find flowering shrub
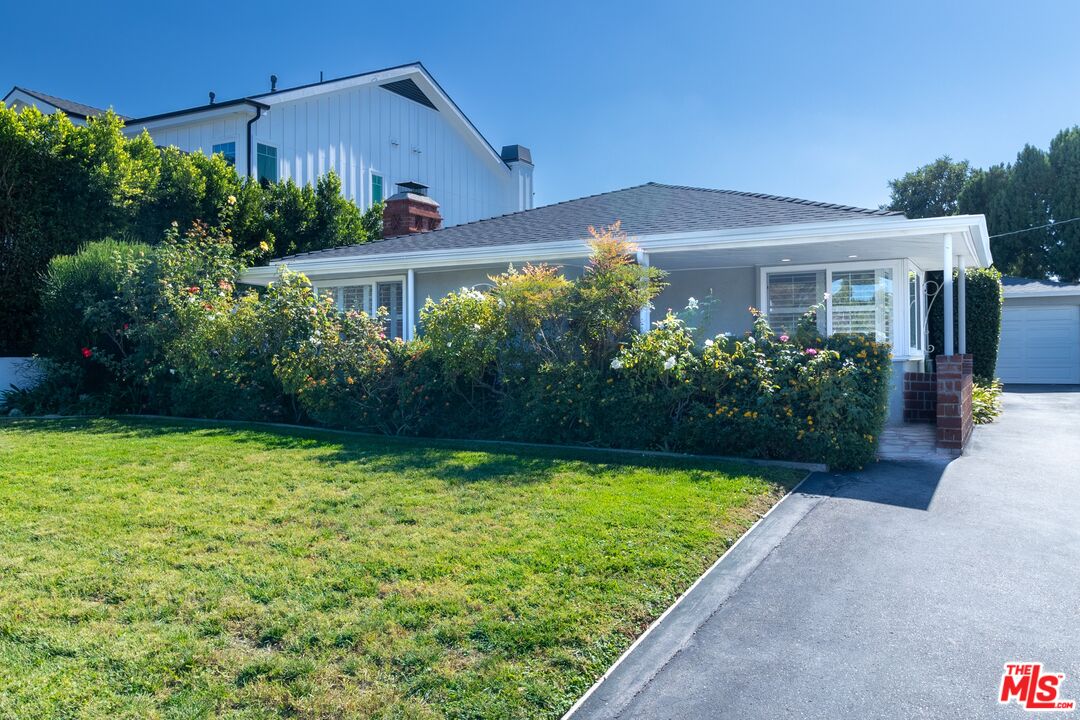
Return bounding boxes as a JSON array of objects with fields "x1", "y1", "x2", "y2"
[
  {"x1": 6, "y1": 219, "x2": 893, "y2": 469},
  {"x1": 166, "y1": 269, "x2": 316, "y2": 421},
  {"x1": 595, "y1": 306, "x2": 893, "y2": 468},
  {"x1": 275, "y1": 288, "x2": 397, "y2": 432}
]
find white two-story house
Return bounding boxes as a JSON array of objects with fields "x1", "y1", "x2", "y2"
[{"x1": 3, "y1": 62, "x2": 534, "y2": 228}]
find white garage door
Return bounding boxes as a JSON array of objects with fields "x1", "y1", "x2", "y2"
[{"x1": 997, "y1": 305, "x2": 1080, "y2": 384}]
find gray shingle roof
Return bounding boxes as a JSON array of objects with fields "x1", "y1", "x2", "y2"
[
  {"x1": 278, "y1": 182, "x2": 903, "y2": 262},
  {"x1": 11, "y1": 87, "x2": 127, "y2": 120},
  {"x1": 1003, "y1": 276, "x2": 1080, "y2": 296}
]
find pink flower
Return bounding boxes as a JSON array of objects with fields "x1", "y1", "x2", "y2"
[
  {"x1": 805, "y1": 348, "x2": 818, "y2": 356},
  {"x1": 779, "y1": 334, "x2": 790, "y2": 342},
  {"x1": 81, "y1": 347, "x2": 92, "y2": 358}
]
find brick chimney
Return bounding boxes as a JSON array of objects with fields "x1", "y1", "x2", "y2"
[{"x1": 382, "y1": 182, "x2": 442, "y2": 237}]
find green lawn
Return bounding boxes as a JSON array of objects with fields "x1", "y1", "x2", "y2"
[{"x1": 0, "y1": 418, "x2": 799, "y2": 720}]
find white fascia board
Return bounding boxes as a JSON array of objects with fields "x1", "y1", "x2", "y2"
[
  {"x1": 124, "y1": 104, "x2": 260, "y2": 135},
  {"x1": 241, "y1": 240, "x2": 594, "y2": 285},
  {"x1": 1003, "y1": 288, "x2": 1080, "y2": 299},
  {"x1": 242, "y1": 215, "x2": 992, "y2": 285},
  {"x1": 4, "y1": 88, "x2": 65, "y2": 115},
  {"x1": 255, "y1": 65, "x2": 509, "y2": 174}
]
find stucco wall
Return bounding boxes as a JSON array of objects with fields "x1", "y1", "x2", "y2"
[
  {"x1": 888, "y1": 358, "x2": 924, "y2": 426},
  {"x1": 656, "y1": 267, "x2": 758, "y2": 337}
]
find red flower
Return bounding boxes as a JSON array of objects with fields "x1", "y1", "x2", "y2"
[
  {"x1": 188, "y1": 286, "x2": 200, "y2": 294},
  {"x1": 81, "y1": 347, "x2": 92, "y2": 358}
]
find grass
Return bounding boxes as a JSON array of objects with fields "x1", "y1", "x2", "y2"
[{"x1": 0, "y1": 417, "x2": 800, "y2": 719}]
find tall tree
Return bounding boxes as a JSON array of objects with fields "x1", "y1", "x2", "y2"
[
  {"x1": 990, "y1": 145, "x2": 1053, "y2": 279},
  {"x1": 886, "y1": 156, "x2": 970, "y2": 218},
  {"x1": 1048, "y1": 127, "x2": 1080, "y2": 282}
]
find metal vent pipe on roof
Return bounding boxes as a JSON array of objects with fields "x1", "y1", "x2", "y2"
[
  {"x1": 208, "y1": 91, "x2": 215, "y2": 105},
  {"x1": 270, "y1": 75, "x2": 278, "y2": 93}
]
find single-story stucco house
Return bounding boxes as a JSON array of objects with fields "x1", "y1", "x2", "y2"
[
  {"x1": 998, "y1": 277, "x2": 1080, "y2": 385},
  {"x1": 242, "y1": 181, "x2": 992, "y2": 426}
]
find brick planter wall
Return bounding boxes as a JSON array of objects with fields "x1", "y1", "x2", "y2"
[
  {"x1": 935, "y1": 354, "x2": 974, "y2": 450},
  {"x1": 902, "y1": 371, "x2": 937, "y2": 423}
]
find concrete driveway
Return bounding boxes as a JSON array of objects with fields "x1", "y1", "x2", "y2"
[{"x1": 571, "y1": 389, "x2": 1080, "y2": 719}]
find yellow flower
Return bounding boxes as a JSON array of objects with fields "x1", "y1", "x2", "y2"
[
  {"x1": 259, "y1": 241, "x2": 270, "y2": 252},
  {"x1": 227, "y1": 194, "x2": 237, "y2": 206}
]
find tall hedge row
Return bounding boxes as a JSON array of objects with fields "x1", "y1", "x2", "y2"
[
  {"x1": 0, "y1": 103, "x2": 380, "y2": 356},
  {"x1": 4, "y1": 222, "x2": 894, "y2": 470},
  {"x1": 927, "y1": 266, "x2": 1003, "y2": 381}
]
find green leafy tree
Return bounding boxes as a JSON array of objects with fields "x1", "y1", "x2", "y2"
[
  {"x1": 991, "y1": 145, "x2": 1053, "y2": 278},
  {"x1": 1048, "y1": 127, "x2": 1080, "y2": 281},
  {"x1": 886, "y1": 156, "x2": 970, "y2": 218},
  {"x1": 0, "y1": 101, "x2": 378, "y2": 352}
]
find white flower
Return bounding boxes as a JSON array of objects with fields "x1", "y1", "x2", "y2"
[
  {"x1": 747, "y1": 336, "x2": 756, "y2": 345},
  {"x1": 473, "y1": 323, "x2": 482, "y2": 331},
  {"x1": 686, "y1": 297, "x2": 699, "y2": 310},
  {"x1": 822, "y1": 292, "x2": 831, "y2": 301},
  {"x1": 610, "y1": 357, "x2": 623, "y2": 370},
  {"x1": 663, "y1": 356, "x2": 677, "y2": 370},
  {"x1": 169, "y1": 368, "x2": 176, "y2": 375},
  {"x1": 704, "y1": 338, "x2": 714, "y2": 347}
]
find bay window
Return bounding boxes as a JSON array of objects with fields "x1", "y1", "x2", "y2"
[
  {"x1": 761, "y1": 260, "x2": 925, "y2": 357},
  {"x1": 908, "y1": 268, "x2": 924, "y2": 353},
  {"x1": 830, "y1": 268, "x2": 893, "y2": 343}
]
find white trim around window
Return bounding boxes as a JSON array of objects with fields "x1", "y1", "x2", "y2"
[
  {"x1": 370, "y1": 170, "x2": 384, "y2": 206},
  {"x1": 759, "y1": 259, "x2": 926, "y2": 361},
  {"x1": 312, "y1": 274, "x2": 407, "y2": 338}
]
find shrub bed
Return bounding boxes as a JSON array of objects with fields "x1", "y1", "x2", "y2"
[{"x1": 3, "y1": 220, "x2": 892, "y2": 469}]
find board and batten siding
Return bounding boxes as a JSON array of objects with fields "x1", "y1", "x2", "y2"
[
  {"x1": 252, "y1": 84, "x2": 517, "y2": 227},
  {"x1": 146, "y1": 112, "x2": 251, "y2": 175},
  {"x1": 136, "y1": 84, "x2": 521, "y2": 229}
]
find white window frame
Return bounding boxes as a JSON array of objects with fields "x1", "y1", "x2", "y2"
[
  {"x1": 759, "y1": 259, "x2": 923, "y2": 360},
  {"x1": 312, "y1": 275, "x2": 407, "y2": 337},
  {"x1": 904, "y1": 259, "x2": 927, "y2": 358},
  {"x1": 370, "y1": 170, "x2": 385, "y2": 207}
]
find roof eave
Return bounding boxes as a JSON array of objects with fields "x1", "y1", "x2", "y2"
[
  {"x1": 241, "y1": 214, "x2": 989, "y2": 285},
  {"x1": 125, "y1": 99, "x2": 268, "y2": 131}
]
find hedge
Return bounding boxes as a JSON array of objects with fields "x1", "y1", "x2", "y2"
[
  {"x1": 0, "y1": 103, "x2": 380, "y2": 356},
  {"x1": 4, "y1": 222, "x2": 894, "y2": 470},
  {"x1": 927, "y1": 266, "x2": 1003, "y2": 381}
]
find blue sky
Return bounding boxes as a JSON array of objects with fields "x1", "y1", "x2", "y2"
[{"x1": 4, "y1": 0, "x2": 1079, "y2": 210}]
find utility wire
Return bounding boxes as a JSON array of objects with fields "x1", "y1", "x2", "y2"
[{"x1": 989, "y1": 216, "x2": 1080, "y2": 239}]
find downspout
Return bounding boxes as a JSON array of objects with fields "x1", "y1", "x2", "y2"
[{"x1": 245, "y1": 104, "x2": 263, "y2": 180}]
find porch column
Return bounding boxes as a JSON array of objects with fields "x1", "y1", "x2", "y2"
[
  {"x1": 405, "y1": 269, "x2": 416, "y2": 341},
  {"x1": 637, "y1": 250, "x2": 651, "y2": 333},
  {"x1": 957, "y1": 255, "x2": 966, "y2": 355},
  {"x1": 943, "y1": 234, "x2": 954, "y2": 356}
]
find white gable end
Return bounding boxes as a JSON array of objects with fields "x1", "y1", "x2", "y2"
[{"x1": 122, "y1": 64, "x2": 532, "y2": 228}]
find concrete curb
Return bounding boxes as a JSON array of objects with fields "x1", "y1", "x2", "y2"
[
  {"x1": 563, "y1": 471, "x2": 844, "y2": 720},
  {"x1": 1, "y1": 413, "x2": 828, "y2": 474}
]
